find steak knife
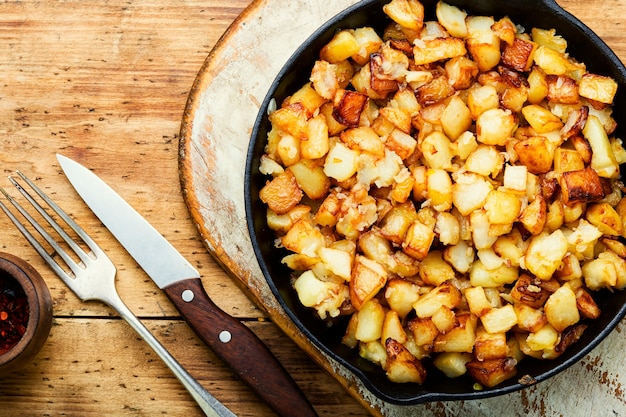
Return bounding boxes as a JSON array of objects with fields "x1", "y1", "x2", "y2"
[{"x1": 57, "y1": 154, "x2": 318, "y2": 417}]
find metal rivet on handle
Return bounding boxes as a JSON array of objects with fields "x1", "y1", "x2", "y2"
[
  {"x1": 181, "y1": 289, "x2": 194, "y2": 302},
  {"x1": 219, "y1": 330, "x2": 232, "y2": 343}
]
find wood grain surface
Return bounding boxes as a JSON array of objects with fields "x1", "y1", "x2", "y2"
[{"x1": 0, "y1": 1, "x2": 624, "y2": 416}]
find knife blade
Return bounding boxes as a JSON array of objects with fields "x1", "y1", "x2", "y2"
[{"x1": 57, "y1": 154, "x2": 318, "y2": 417}]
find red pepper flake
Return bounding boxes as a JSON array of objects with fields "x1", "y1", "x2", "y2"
[{"x1": 0, "y1": 273, "x2": 29, "y2": 355}]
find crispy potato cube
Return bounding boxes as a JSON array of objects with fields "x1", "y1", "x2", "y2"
[
  {"x1": 408, "y1": 316, "x2": 439, "y2": 347},
  {"x1": 385, "y1": 338, "x2": 427, "y2": 383},
  {"x1": 559, "y1": 166, "x2": 605, "y2": 205},
  {"x1": 579, "y1": 73, "x2": 618, "y2": 104},
  {"x1": 281, "y1": 218, "x2": 325, "y2": 258},
  {"x1": 320, "y1": 102, "x2": 347, "y2": 136},
  {"x1": 315, "y1": 191, "x2": 340, "y2": 227},
  {"x1": 333, "y1": 90, "x2": 369, "y2": 128},
  {"x1": 383, "y1": 0, "x2": 424, "y2": 31},
  {"x1": 521, "y1": 104, "x2": 563, "y2": 134},
  {"x1": 427, "y1": 169, "x2": 453, "y2": 212},
  {"x1": 359, "y1": 340, "x2": 387, "y2": 367},
  {"x1": 259, "y1": 170, "x2": 303, "y2": 215},
  {"x1": 320, "y1": 30, "x2": 360, "y2": 64},
  {"x1": 502, "y1": 37, "x2": 537, "y2": 72},
  {"x1": 267, "y1": 204, "x2": 310, "y2": 235},
  {"x1": 582, "y1": 258, "x2": 617, "y2": 290},
  {"x1": 575, "y1": 287, "x2": 601, "y2": 319},
  {"x1": 445, "y1": 56, "x2": 479, "y2": 90},
  {"x1": 413, "y1": 37, "x2": 467, "y2": 66},
  {"x1": 324, "y1": 141, "x2": 359, "y2": 182},
  {"x1": 379, "y1": 201, "x2": 418, "y2": 244},
  {"x1": 468, "y1": 85, "x2": 499, "y2": 119},
  {"x1": 432, "y1": 306, "x2": 458, "y2": 334},
  {"x1": 466, "y1": 16, "x2": 501, "y2": 72},
  {"x1": 533, "y1": 45, "x2": 571, "y2": 75},
  {"x1": 527, "y1": 66, "x2": 549, "y2": 104},
  {"x1": 514, "y1": 303, "x2": 548, "y2": 333},
  {"x1": 287, "y1": 82, "x2": 328, "y2": 116},
  {"x1": 301, "y1": 114, "x2": 330, "y2": 160},
  {"x1": 340, "y1": 126, "x2": 385, "y2": 157},
  {"x1": 435, "y1": 211, "x2": 460, "y2": 246},
  {"x1": 510, "y1": 274, "x2": 551, "y2": 308},
  {"x1": 476, "y1": 108, "x2": 516, "y2": 146},
  {"x1": 526, "y1": 323, "x2": 559, "y2": 351},
  {"x1": 355, "y1": 298, "x2": 386, "y2": 342},
  {"x1": 421, "y1": 131, "x2": 453, "y2": 170},
  {"x1": 276, "y1": 134, "x2": 301, "y2": 167},
  {"x1": 358, "y1": 229, "x2": 393, "y2": 268},
  {"x1": 513, "y1": 136, "x2": 555, "y2": 174},
  {"x1": 403, "y1": 219, "x2": 435, "y2": 261},
  {"x1": 310, "y1": 60, "x2": 340, "y2": 101},
  {"x1": 546, "y1": 75, "x2": 579, "y2": 104},
  {"x1": 554, "y1": 253, "x2": 582, "y2": 281},
  {"x1": 480, "y1": 304, "x2": 518, "y2": 334},
  {"x1": 416, "y1": 74, "x2": 456, "y2": 107},
  {"x1": 318, "y1": 247, "x2": 353, "y2": 281},
  {"x1": 435, "y1": 0, "x2": 467, "y2": 37},
  {"x1": 485, "y1": 190, "x2": 522, "y2": 225},
  {"x1": 583, "y1": 114, "x2": 620, "y2": 178},
  {"x1": 433, "y1": 312, "x2": 478, "y2": 353},
  {"x1": 523, "y1": 230, "x2": 569, "y2": 280},
  {"x1": 452, "y1": 172, "x2": 493, "y2": 216},
  {"x1": 413, "y1": 282, "x2": 462, "y2": 318},
  {"x1": 419, "y1": 250, "x2": 455, "y2": 286},
  {"x1": 502, "y1": 164, "x2": 528, "y2": 193},
  {"x1": 382, "y1": 310, "x2": 408, "y2": 344},
  {"x1": 465, "y1": 286, "x2": 492, "y2": 317},
  {"x1": 469, "y1": 210, "x2": 498, "y2": 250},
  {"x1": 269, "y1": 103, "x2": 309, "y2": 139},
  {"x1": 553, "y1": 147, "x2": 585, "y2": 173},
  {"x1": 492, "y1": 235, "x2": 524, "y2": 267},
  {"x1": 351, "y1": 26, "x2": 384, "y2": 66},
  {"x1": 293, "y1": 270, "x2": 349, "y2": 319},
  {"x1": 465, "y1": 145, "x2": 504, "y2": 178},
  {"x1": 386, "y1": 129, "x2": 417, "y2": 160},
  {"x1": 444, "y1": 240, "x2": 475, "y2": 274},
  {"x1": 441, "y1": 96, "x2": 472, "y2": 141},
  {"x1": 433, "y1": 352, "x2": 472, "y2": 378},
  {"x1": 466, "y1": 358, "x2": 517, "y2": 388},
  {"x1": 544, "y1": 284, "x2": 580, "y2": 332},
  {"x1": 518, "y1": 194, "x2": 547, "y2": 235},
  {"x1": 474, "y1": 326, "x2": 508, "y2": 361},
  {"x1": 350, "y1": 255, "x2": 388, "y2": 310},
  {"x1": 385, "y1": 278, "x2": 421, "y2": 318},
  {"x1": 586, "y1": 202, "x2": 623, "y2": 236},
  {"x1": 532, "y1": 27, "x2": 567, "y2": 53},
  {"x1": 288, "y1": 159, "x2": 330, "y2": 200}
]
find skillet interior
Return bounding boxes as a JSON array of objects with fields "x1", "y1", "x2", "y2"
[{"x1": 245, "y1": 0, "x2": 626, "y2": 404}]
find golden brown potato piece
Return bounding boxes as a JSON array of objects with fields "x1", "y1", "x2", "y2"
[
  {"x1": 501, "y1": 37, "x2": 537, "y2": 72},
  {"x1": 333, "y1": 89, "x2": 369, "y2": 127},
  {"x1": 466, "y1": 358, "x2": 517, "y2": 388},
  {"x1": 259, "y1": 170, "x2": 303, "y2": 215},
  {"x1": 350, "y1": 255, "x2": 388, "y2": 310},
  {"x1": 385, "y1": 338, "x2": 427, "y2": 383},
  {"x1": 559, "y1": 166, "x2": 605, "y2": 205}
]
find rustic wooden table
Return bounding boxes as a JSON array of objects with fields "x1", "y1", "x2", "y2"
[{"x1": 0, "y1": 1, "x2": 625, "y2": 417}]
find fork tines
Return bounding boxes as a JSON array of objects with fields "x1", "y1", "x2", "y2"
[{"x1": 0, "y1": 171, "x2": 97, "y2": 279}]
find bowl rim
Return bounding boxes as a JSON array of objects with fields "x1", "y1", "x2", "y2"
[
  {"x1": 245, "y1": 0, "x2": 626, "y2": 405},
  {"x1": 0, "y1": 253, "x2": 53, "y2": 369}
]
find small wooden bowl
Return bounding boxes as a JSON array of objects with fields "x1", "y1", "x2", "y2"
[{"x1": 0, "y1": 252, "x2": 53, "y2": 375}]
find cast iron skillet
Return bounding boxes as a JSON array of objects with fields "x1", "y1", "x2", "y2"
[{"x1": 245, "y1": 0, "x2": 626, "y2": 405}]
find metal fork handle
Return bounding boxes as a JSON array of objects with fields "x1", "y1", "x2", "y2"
[{"x1": 102, "y1": 291, "x2": 236, "y2": 417}]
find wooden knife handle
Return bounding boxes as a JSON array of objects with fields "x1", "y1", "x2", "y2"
[{"x1": 163, "y1": 278, "x2": 318, "y2": 417}]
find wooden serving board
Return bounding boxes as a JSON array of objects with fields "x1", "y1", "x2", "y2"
[{"x1": 178, "y1": 0, "x2": 626, "y2": 415}]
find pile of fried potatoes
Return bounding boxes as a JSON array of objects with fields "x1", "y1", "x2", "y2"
[{"x1": 257, "y1": 0, "x2": 626, "y2": 388}]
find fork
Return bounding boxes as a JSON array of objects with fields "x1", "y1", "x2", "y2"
[{"x1": 0, "y1": 171, "x2": 236, "y2": 417}]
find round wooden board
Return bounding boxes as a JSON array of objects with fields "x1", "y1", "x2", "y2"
[{"x1": 178, "y1": 1, "x2": 626, "y2": 415}]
